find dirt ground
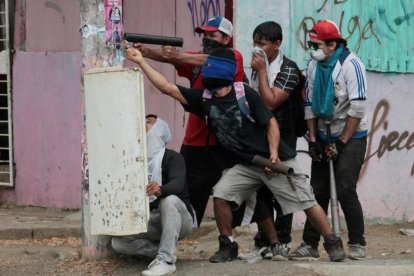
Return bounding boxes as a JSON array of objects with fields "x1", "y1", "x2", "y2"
[{"x1": 1, "y1": 220, "x2": 413, "y2": 275}]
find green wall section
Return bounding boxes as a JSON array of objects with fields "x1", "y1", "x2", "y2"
[
  {"x1": 288, "y1": 0, "x2": 414, "y2": 72},
  {"x1": 235, "y1": 0, "x2": 413, "y2": 73}
]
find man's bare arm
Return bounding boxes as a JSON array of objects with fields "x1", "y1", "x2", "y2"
[
  {"x1": 339, "y1": 116, "x2": 361, "y2": 143},
  {"x1": 161, "y1": 46, "x2": 207, "y2": 67},
  {"x1": 251, "y1": 52, "x2": 289, "y2": 110},
  {"x1": 134, "y1": 43, "x2": 207, "y2": 67},
  {"x1": 126, "y1": 47, "x2": 188, "y2": 105},
  {"x1": 257, "y1": 71, "x2": 289, "y2": 110},
  {"x1": 306, "y1": 118, "x2": 318, "y2": 142},
  {"x1": 266, "y1": 117, "x2": 280, "y2": 163}
]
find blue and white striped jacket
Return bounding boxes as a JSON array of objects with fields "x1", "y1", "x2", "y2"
[{"x1": 304, "y1": 50, "x2": 368, "y2": 141}]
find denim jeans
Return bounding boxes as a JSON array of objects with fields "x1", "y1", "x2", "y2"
[
  {"x1": 303, "y1": 137, "x2": 367, "y2": 248},
  {"x1": 111, "y1": 195, "x2": 196, "y2": 263}
]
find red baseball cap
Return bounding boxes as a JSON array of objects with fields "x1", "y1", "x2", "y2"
[{"x1": 309, "y1": 20, "x2": 345, "y2": 41}]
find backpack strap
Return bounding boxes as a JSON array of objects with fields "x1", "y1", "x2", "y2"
[
  {"x1": 190, "y1": 66, "x2": 201, "y2": 87},
  {"x1": 202, "y1": 89, "x2": 213, "y2": 125},
  {"x1": 201, "y1": 89, "x2": 213, "y2": 147},
  {"x1": 234, "y1": 82, "x2": 255, "y2": 123}
]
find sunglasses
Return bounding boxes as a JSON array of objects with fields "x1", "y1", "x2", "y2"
[
  {"x1": 307, "y1": 41, "x2": 332, "y2": 50},
  {"x1": 307, "y1": 41, "x2": 320, "y2": 50}
]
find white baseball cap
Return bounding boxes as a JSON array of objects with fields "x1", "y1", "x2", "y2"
[{"x1": 195, "y1": 16, "x2": 233, "y2": 37}]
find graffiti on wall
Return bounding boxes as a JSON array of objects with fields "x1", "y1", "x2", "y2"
[
  {"x1": 291, "y1": 0, "x2": 414, "y2": 73},
  {"x1": 296, "y1": 10, "x2": 380, "y2": 54},
  {"x1": 362, "y1": 99, "x2": 414, "y2": 177},
  {"x1": 187, "y1": 0, "x2": 222, "y2": 36},
  {"x1": 45, "y1": 1, "x2": 66, "y2": 22}
]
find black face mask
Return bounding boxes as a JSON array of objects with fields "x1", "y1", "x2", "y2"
[
  {"x1": 202, "y1": 78, "x2": 232, "y2": 93},
  {"x1": 202, "y1": 38, "x2": 225, "y2": 54}
]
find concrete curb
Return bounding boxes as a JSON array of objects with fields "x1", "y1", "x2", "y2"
[{"x1": 0, "y1": 207, "x2": 81, "y2": 240}]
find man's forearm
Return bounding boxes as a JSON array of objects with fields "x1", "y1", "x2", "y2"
[
  {"x1": 139, "y1": 59, "x2": 171, "y2": 92},
  {"x1": 339, "y1": 116, "x2": 361, "y2": 143},
  {"x1": 144, "y1": 48, "x2": 168, "y2": 62},
  {"x1": 267, "y1": 117, "x2": 280, "y2": 157},
  {"x1": 146, "y1": 49, "x2": 207, "y2": 67},
  {"x1": 138, "y1": 59, "x2": 188, "y2": 104},
  {"x1": 306, "y1": 118, "x2": 317, "y2": 142},
  {"x1": 173, "y1": 52, "x2": 207, "y2": 67},
  {"x1": 258, "y1": 71, "x2": 274, "y2": 109}
]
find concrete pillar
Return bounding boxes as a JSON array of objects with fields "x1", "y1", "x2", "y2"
[{"x1": 80, "y1": 0, "x2": 123, "y2": 260}]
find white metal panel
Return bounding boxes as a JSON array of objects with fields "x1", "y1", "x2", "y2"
[
  {"x1": 0, "y1": 50, "x2": 8, "y2": 74},
  {"x1": 84, "y1": 67, "x2": 149, "y2": 235}
]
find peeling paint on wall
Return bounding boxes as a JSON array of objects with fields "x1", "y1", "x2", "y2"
[{"x1": 80, "y1": 0, "x2": 123, "y2": 71}]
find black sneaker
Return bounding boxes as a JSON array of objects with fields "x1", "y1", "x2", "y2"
[
  {"x1": 209, "y1": 235, "x2": 239, "y2": 263},
  {"x1": 323, "y1": 237, "x2": 346, "y2": 262}
]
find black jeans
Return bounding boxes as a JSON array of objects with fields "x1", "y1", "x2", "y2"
[
  {"x1": 180, "y1": 145, "x2": 223, "y2": 227},
  {"x1": 303, "y1": 137, "x2": 367, "y2": 248}
]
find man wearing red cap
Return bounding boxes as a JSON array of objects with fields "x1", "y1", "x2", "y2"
[
  {"x1": 132, "y1": 16, "x2": 246, "y2": 227},
  {"x1": 289, "y1": 20, "x2": 368, "y2": 261}
]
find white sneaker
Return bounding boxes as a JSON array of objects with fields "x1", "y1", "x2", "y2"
[
  {"x1": 263, "y1": 243, "x2": 290, "y2": 261},
  {"x1": 348, "y1": 244, "x2": 366, "y2": 260},
  {"x1": 141, "y1": 256, "x2": 176, "y2": 276},
  {"x1": 238, "y1": 246, "x2": 268, "y2": 264}
]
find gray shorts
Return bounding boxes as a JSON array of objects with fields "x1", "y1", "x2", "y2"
[{"x1": 213, "y1": 159, "x2": 316, "y2": 215}]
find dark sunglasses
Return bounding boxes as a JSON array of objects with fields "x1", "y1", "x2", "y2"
[
  {"x1": 307, "y1": 41, "x2": 332, "y2": 50},
  {"x1": 307, "y1": 41, "x2": 320, "y2": 50}
]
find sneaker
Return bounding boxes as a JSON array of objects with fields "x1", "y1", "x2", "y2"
[
  {"x1": 209, "y1": 235, "x2": 239, "y2": 263},
  {"x1": 141, "y1": 256, "x2": 176, "y2": 276},
  {"x1": 348, "y1": 244, "x2": 366, "y2": 260},
  {"x1": 323, "y1": 237, "x2": 347, "y2": 262},
  {"x1": 288, "y1": 242, "x2": 320, "y2": 261},
  {"x1": 263, "y1": 243, "x2": 290, "y2": 261},
  {"x1": 239, "y1": 246, "x2": 268, "y2": 263}
]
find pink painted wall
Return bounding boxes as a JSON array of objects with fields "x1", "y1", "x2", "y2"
[
  {"x1": 25, "y1": 0, "x2": 81, "y2": 51},
  {"x1": 7, "y1": 52, "x2": 82, "y2": 208},
  {"x1": 1, "y1": 0, "x2": 82, "y2": 208},
  {"x1": 2, "y1": 0, "x2": 225, "y2": 209}
]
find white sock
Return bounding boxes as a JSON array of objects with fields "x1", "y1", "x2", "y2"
[{"x1": 228, "y1": 236, "x2": 234, "y2": 242}]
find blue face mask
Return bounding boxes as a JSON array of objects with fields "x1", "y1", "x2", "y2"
[{"x1": 201, "y1": 55, "x2": 236, "y2": 92}]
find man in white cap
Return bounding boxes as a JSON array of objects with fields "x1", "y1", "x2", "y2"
[
  {"x1": 289, "y1": 19, "x2": 368, "y2": 261},
  {"x1": 112, "y1": 115, "x2": 196, "y2": 276},
  {"x1": 132, "y1": 16, "x2": 246, "y2": 228}
]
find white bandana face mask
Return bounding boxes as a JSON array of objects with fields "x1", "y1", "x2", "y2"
[
  {"x1": 310, "y1": 49, "x2": 326, "y2": 61},
  {"x1": 146, "y1": 118, "x2": 171, "y2": 202},
  {"x1": 251, "y1": 46, "x2": 283, "y2": 90}
]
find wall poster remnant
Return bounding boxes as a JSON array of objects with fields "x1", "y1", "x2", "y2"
[{"x1": 105, "y1": 0, "x2": 124, "y2": 64}]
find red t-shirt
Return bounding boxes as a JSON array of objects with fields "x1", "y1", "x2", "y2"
[{"x1": 176, "y1": 49, "x2": 245, "y2": 146}]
